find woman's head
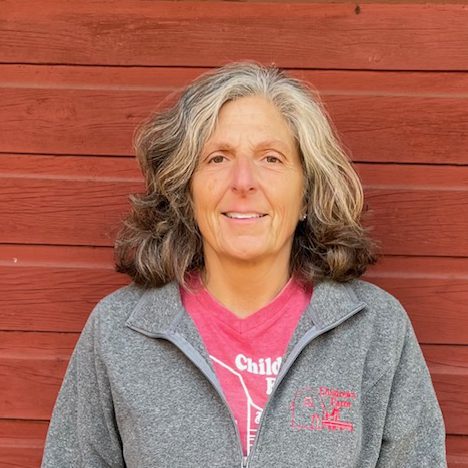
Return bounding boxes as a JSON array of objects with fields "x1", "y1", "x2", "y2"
[
  {"x1": 115, "y1": 62, "x2": 376, "y2": 287},
  {"x1": 191, "y1": 94, "x2": 305, "y2": 278}
]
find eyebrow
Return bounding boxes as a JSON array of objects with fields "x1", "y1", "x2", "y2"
[{"x1": 203, "y1": 139, "x2": 292, "y2": 154}]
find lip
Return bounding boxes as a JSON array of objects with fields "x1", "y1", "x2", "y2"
[
  {"x1": 222, "y1": 212, "x2": 267, "y2": 218},
  {"x1": 221, "y1": 212, "x2": 268, "y2": 223}
]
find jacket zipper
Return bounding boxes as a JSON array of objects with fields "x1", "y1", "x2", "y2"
[
  {"x1": 244, "y1": 303, "x2": 366, "y2": 468},
  {"x1": 127, "y1": 302, "x2": 365, "y2": 468},
  {"x1": 124, "y1": 325, "x2": 246, "y2": 466}
]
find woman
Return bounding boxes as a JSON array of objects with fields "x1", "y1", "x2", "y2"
[{"x1": 42, "y1": 62, "x2": 446, "y2": 467}]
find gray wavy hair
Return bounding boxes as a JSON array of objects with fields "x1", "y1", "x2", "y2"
[{"x1": 115, "y1": 62, "x2": 376, "y2": 287}]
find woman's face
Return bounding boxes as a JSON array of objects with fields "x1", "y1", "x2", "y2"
[{"x1": 191, "y1": 95, "x2": 305, "y2": 268}]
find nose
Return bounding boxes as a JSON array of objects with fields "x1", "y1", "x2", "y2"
[{"x1": 230, "y1": 156, "x2": 258, "y2": 194}]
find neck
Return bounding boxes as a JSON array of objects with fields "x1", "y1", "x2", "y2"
[{"x1": 201, "y1": 255, "x2": 292, "y2": 318}]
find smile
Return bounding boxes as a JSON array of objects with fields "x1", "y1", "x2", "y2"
[{"x1": 223, "y1": 212, "x2": 267, "y2": 219}]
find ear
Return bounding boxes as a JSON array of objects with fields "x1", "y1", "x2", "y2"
[{"x1": 300, "y1": 197, "x2": 308, "y2": 221}]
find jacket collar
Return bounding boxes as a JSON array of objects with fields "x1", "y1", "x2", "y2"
[
  {"x1": 125, "y1": 279, "x2": 367, "y2": 340},
  {"x1": 125, "y1": 280, "x2": 367, "y2": 398}
]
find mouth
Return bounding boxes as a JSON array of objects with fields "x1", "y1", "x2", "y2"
[{"x1": 222, "y1": 212, "x2": 267, "y2": 220}]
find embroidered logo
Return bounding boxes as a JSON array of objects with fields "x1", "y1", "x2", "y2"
[{"x1": 290, "y1": 386, "x2": 357, "y2": 432}]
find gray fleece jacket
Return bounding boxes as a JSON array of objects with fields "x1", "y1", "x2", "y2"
[{"x1": 41, "y1": 279, "x2": 447, "y2": 467}]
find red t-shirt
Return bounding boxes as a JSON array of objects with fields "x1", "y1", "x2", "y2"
[{"x1": 180, "y1": 276, "x2": 312, "y2": 455}]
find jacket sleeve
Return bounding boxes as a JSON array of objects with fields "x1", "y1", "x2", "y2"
[
  {"x1": 41, "y1": 307, "x2": 125, "y2": 467},
  {"x1": 372, "y1": 314, "x2": 447, "y2": 467}
]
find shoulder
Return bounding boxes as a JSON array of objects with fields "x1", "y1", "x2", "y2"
[
  {"x1": 93, "y1": 282, "x2": 145, "y2": 313},
  {"x1": 312, "y1": 278, "x2": 412, "y2": 351},
  {"x1": 81, "y1": 282, "x2": 153, "y2": 338},
  {"x1": 84, "y1": 281, "x2": 181, "y2": 337},
  {"x1": 345, "y1": 278, "x2": 409, "y2": 326},
  {"x1": 344, "y1": 279, "x2": 415, "y2": 369}
]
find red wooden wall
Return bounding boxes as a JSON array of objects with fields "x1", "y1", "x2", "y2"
[{"x1": 1, "y1": 1, "x2": 467, "y2": 466}]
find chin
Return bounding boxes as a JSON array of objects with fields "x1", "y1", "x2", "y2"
[{"x1": 225, "y1": 249, "x2": 268, "y2": 263}]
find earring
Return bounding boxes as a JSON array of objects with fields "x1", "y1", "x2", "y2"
[{"x1": 301, "y1": 214, "x2": 307, "y2": 221}]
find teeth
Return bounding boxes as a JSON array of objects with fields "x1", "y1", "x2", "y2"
[{"x1": 224, "y1": 212, "x2": 264, "y2": 219}]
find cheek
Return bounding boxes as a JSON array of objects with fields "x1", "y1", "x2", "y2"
[
  {"x1": 273, "y1": 181, "x2": 303, "y2": 217},
  {"x1": 191, "y1": 182, "x2": 219, "y2": 231},
  {"x1": 191, "y1": 177, "x2": 210, "y2": 212},
  {"x1": 196, "y1": 176, "x2": 226, "y2": 211}
]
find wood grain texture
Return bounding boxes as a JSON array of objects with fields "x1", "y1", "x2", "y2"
[
  {"x1": 1, "y1": 2, "x2": 468, "y2": 70},
  {"x1": 0, "y1": 176, "x2": 141, "y2": 246},
  {"x1": 1, "y1": 65, "x2": 467, "y2": 163},
  {"x1": 0, "y1": 332, "x2": 78, "y2": 420},
  {"x1": 367, "y1": 193, "x2": 468, "y2": 257},
  {"x1": 0, "y1": 420, "x2": 48, "y2": 468},
  {"x1": 0, "y1": 87, "x2": 158, "y2": 156},
  {"x1": 447, "y1": 435, "x2": 468, "y2": 468},
  {"x1": 424, "y1": 346, "x2": 468, "y2": 436},
  {"x1": 365, "y1": 256, "x2": 468, "y2": 345},
  {"x1": 358, "y1": 164, "x2": 468, "y2": 257},
  {"x1": 0, "y1": 153, "x2": 141, "y2": 179},
  {"x1": 0, "y1": 244, "x2": 129, "y2": 332}
]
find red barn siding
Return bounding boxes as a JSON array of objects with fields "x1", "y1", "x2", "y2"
[
  {"x1": 1, "y1": 66, "x2": 468, "y2": 163},
  {"x1": 1, "y1": 2, "x2": 468, "y2": 70},
  {"x1": 0, "y1": 1, "x2": 467, "y2": 466}
]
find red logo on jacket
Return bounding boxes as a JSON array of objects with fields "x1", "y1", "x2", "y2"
[{"x1": 290, "y1": 386, "x2": 357, "y2": 431}]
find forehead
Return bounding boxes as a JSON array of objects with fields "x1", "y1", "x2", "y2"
[{"x1": 204, "y1": 96, "x2": 297, "y2": 150}]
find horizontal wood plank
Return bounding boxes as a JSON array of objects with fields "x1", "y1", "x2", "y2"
[
  {"x1": 365, "y1": 256, "x2": 468, "y2": 345},
  {"x1": 1, "y1": 66, "x2": 467, "y2": 163},
  {"x1": 0, "y1": 153, "x2": 141, "y2": 180},
  {"x1": 1, "y1": 2, "x2": 468, "y2": 70},
  {"x1": 364, "y1": 188, "x2": 468, "y2": 256},
  {"x1": 0, "y1": 175, "x2": 141, "y2": 246},
  {"x1": 0, "y1": 87, "x2": 158, "y2": 156},
  {"x1": 0, "y1": 420, "x2": 48, "y2": 468},
  {"x1": 0, "y1": 245, "x2": 129, "y2": 332},
  {"x1": 0, "y1": 265, "x2": 128, "y2": 331},
  {"x1": 4, "y1": 65, "x2": 468, "y2": 95},
  {"x1": 447, "y1": 435, "x2": 468, "y2": 468},
  {"x1": 424, "y1": 346, "x2": 468, "y2": 436},
  {"x1": 358, "y1": 163, "x2": 468, "y2": 257},
  {"x1": 0, "y1": 333, "x2": 77, "y2": 420}
]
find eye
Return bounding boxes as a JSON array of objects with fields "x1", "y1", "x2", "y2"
[
  {"x1": 208, "y1": 154, "x2": 227, "y2": 164},
  {"x1": 265, "y1": 155, "x2": 282, "y2": 164}
]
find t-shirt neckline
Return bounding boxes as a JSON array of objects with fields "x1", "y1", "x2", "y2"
[{"x1": 183, "y1": 274, "x2": 305, "y2": 335}]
